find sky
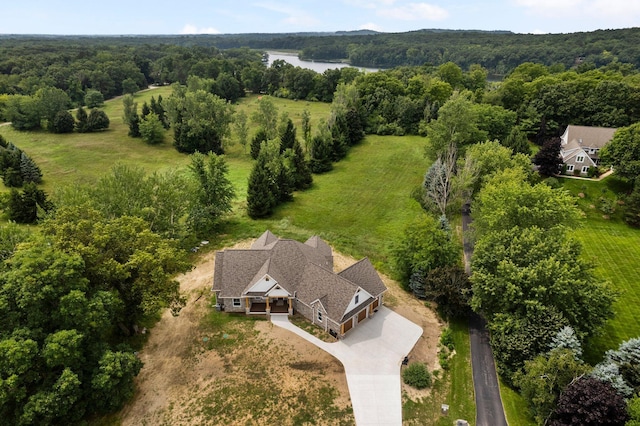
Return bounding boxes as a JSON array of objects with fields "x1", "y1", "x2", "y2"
[{"x1": 2, "y1": 0, "x2": 640, "y2": 35}]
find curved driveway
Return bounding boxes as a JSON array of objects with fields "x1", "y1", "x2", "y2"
[{"x1": 271, "y1": 306, "x2": 423, "y2": 426}]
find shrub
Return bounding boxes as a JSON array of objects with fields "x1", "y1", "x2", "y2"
[
  {"x1": 440, "y1": 327, "x2": 454, "y2": 351},
  {"x1": 402, "y1": 362, "x2": 432, "y2": 389},
  {"x1": 587, "y1": 166, "x2": 601, "y2": 178}
]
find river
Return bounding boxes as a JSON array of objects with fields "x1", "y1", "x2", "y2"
[{"x1": 266, "y1": 51, "x2": 379, "y2": 73}]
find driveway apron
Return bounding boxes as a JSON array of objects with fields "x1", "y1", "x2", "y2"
[{"x1": 270, "y1": 306, "x2": 423, "y2": 426}]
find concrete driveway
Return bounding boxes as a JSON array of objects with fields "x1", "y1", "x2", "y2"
[{"x1": 271, "y1": 306, "x2": 423, "y2": 426}]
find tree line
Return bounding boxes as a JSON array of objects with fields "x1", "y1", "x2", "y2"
[{"x1": 8, "y1": 27, "x2": 635, "y2": 75}]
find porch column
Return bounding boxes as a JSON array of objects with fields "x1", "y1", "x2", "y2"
[
  {"x1": 265, "y1": 297, "x2": 270, "y2": 314},
  {"x1": 245, "y1": 298, "x2": 250, "y2": 314},
  {"x1": 288, "y1": 298, "x2": 293, "y2": 315}
]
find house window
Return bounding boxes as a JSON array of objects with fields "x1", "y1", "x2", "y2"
[
  {"x1": 566, "y1": 164, "x2": 574, "y2": 172},
  {"x1": 581, "y1": 166, "x2": 589, "y2": 174},
  {"x1": 576, "y1": 155, "x2": 585, "y2": 163},
  {"x1": 317, "y1": 310, "x2": 323, "y2": 322},
  {"x1": 355, "y1": 294, "x2": 359, "y2": 304},
  {"x1": 232, "y1": 298, "x2": 241, "y2": 307}
]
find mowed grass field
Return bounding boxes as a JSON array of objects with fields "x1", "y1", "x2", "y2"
[
  {"x1": 578, "y1": 220, "x2": 640, "y2": 360},
  {"x1": 558, "y1": 176, "x2": 640, "y2": 361}
]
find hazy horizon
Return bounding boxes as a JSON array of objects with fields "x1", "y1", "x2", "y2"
[{"x1": 2, "y1": 1, "x2": 639, "y2": 36}]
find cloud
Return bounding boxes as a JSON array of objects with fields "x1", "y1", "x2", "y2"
[
  {"x1": 515, "y1": 0, "x2": 640, "y2": 20},
  {"x1": 379, "y1": 2, "x2": 449, "y2": 21},
  {"x1": 180, "y1": 24, "x2": 220, "y2": 34},
  {"x1": 345, "y1": 0, "x2": 397, "y2": 8},
  {"x1": 359, "y1": 22, "x2": 385, "y2": 31},
  {"x1": 254, "y1": 2, "x2": 320, "y2": 28},
  {"x1": 586, "y1": 0, "x2": 640, "y2": 19}
]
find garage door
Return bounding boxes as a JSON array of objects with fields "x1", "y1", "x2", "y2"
[
  {"x1": 371, "y1": 299, "x2": 379, "y2": 310},
  {"x1": 343, "y1": 318, "x2": 353, "y2": 333},
  {"x1": 358, "y1": 309, "x2": 367, "y2": 323}
]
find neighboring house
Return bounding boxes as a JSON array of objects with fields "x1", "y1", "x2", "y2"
[
  {"x1": 560, "y1": 125, "x2": 616, "y2": 175},
  {"x1": 212, "y1": 230, "x2": 387, "y2": 336}
]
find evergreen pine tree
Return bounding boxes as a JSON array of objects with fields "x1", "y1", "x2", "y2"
[
  {"x1": 20, "y1": 152, "x2": 43, "y2": 184},
  {"x1": 309, "y1": 134, "x2": 333, "y2": 174},
  {"x1": 128, "y1": 112, "x2": 141, "y2": 137},
  {"x1": 279, "y1": 118, "x2": 297, "y2": 153},
  {"x1": 624, "y1": 185, "x2": 640, "y2": 227},
  {"x1": 549, "y1": 326, "x2": 582, "y2": 359},
  {"x1": 250, "y1": 128, "x2": 268, "y2": 160},
  {"x1": 153, "y1": 95, "x2": 169, "y2": 129},
  {"x1": 141, "y1": 102, "x2": 151, "y2": 118},
  {"x1": 329, "y1": 113, "x2": 349, "y2": 161},
  {"x1": 288, "y1": 140, "x2": 312, "y2": 190},
  {"x1": 87, "y1": 109, "x2": 110, "y2": 132},
  {"x1": 49, "y1": 110, "x2": 75, "y2": 133},
  {"x1": 3, "y1": 167, "x2": 23, "y2": 188},
  {"x1": 7, "y1": 188, "x2": 25, "y2": 222},
  {"x1": 503, "y1": 127, "x2": 532, "y2": 156},
  {"x1": 345, "y1": 108, "x2": 365, "y2": 145},
  {"x1": 247, "y1": 156, "x2": 277, "y2": 219},
  {"x1": 75, "y1": 106, "x2": 89, "y2": 133}
]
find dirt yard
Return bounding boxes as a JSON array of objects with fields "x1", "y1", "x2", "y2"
[{"x1": 118, "y1": 240, "x2": 442, "y2": 425}]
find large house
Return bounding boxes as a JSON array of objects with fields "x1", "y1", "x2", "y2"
[
  {"x1": 560, "y1": 125, "x2": 616, "y2": 175},
  {"x1": 212, "y1": 231, "x2": 387, "y2": 336}
]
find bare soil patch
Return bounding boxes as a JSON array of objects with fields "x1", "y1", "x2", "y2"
[{"x1": 118, "y1": 240, "x2": 441, "y2": 425}]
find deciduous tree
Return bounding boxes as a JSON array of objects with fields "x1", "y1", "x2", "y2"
[
  {"x1": 549, "y1": 377, "x2": 628, "y2": 426},
  {"x1": 138, "y1": 112, "x2": 165, "y2": 145},
  {"x1": 515, "y1": 349, "x2": 590, "y2": 425},
  {"x1": 533, "y1": 137, "x2": 562, "y2": 176},
  {"x1": 187, "y1": 152, "x2": 235, "y2": 235},
  {"x1": 600, "y1": 122, "x2": 640, "y2": 181},
  {"x1": 471, "y1": 226, "x2": 614, "y2": 337}
]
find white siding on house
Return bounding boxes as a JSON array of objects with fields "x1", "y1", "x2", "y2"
[
  {"x1": 342, "y1": 287, "x2": 374, "y2": 316},
  {"x1": 245, "y1": 274, "x2": 276, "y2": 293},
  {"x1": 266, "y1": 285, "x2": 291, "y2": 297}
]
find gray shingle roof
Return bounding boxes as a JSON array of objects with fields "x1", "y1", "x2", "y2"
[
  {"x1": 564, "y1": 125, "x2": 616, "y2": 149},
  {"x1": 338, "y1": 258, "x2": 388, "y2": 297},
  {"x1": 212, "y1": 231, "x2": 386, "y2": 324}
]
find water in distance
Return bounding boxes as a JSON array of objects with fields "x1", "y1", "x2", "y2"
[{"x1": 266, "y1": 51, "x2": 379, "y2": 73}]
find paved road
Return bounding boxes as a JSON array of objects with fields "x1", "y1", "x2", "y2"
[
  {"x1": 271, "y1": 307, "x2": 423, "y2": 426},
  {"x1": 462, "y1": 204, "x2": 508, "y2": 426}
]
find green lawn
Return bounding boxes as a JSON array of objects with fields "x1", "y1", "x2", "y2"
[
  {"x1": 269, "y1": 134, "x2": 426, "y2": 269},
  {"x1": 578, "y1": 220, "x2": 640, "y2": 361},
  {"x1": 556, "y1": 176, "x2": 640, "y2": 361},
  {"x1": 500, "y1": 379, "x2": 535, "y2": 425},
  {"x1": 0, "y1": 87, "x2": 184, "y2": 194},
  {"x1": 403, "y1": 318, "x2": 475, "y2": 425}
]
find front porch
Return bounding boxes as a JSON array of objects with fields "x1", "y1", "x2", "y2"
[{"x1": 246, "y1": 297, "x2": 292, "y2": 315}]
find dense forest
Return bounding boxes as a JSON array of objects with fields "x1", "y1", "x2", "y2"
[{"x1": 3, "y1": 27, "x2": 639, "y2": 74}]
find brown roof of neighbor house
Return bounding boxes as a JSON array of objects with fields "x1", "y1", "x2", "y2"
[
  {"x1": 564, "y1": 125, "x2": 616, "y2": 149},
  {"x1": 212, "y1": 231, "x2": 386, "y2": 324}
]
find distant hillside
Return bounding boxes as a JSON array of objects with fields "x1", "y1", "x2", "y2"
[{"x1": 1, "y1": 27, "x2": 639, "y2": 74}]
